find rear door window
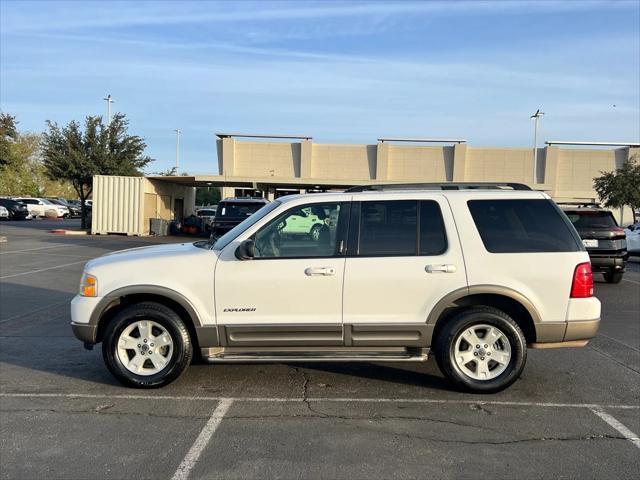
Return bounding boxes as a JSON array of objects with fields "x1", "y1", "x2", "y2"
[
  {"x1": 356, "y1": 200, "x2": 449, "y2": 256},
  {"x1": 468, "y1": 199, "x2": 581, "y2": 253},
  {"x1": 359, "y1": 200, "x2": 417, "y2": 256}
]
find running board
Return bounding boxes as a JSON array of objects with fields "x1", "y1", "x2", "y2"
[{"x1": 201, "y1": 346, "x2": 429, "y2": 363}]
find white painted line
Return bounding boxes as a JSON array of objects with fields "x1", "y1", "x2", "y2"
[
  {"x1": 0, "y1": 392, "x2": 638, "y2": 410},
  {"x1": 590, "y1": 407, "x2": 640, "y2": 449},
  {"x1": 0, "y1": 245, "x2": 68, "y2": 255},
  {"x1": 622, "y1": 278, "x2": 640, "y2": 285},
  {"x1": 0, "y1": 260, "x2": 86, "y2": 280},
  {"x1": 171, "y1": 399, "x2": 233, "y2": 480}
]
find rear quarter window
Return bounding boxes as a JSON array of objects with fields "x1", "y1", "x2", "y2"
[{"x1": 468, "y1": 199, "x2": 581, "y2": 253}]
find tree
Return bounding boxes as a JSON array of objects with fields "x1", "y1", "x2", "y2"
[
  {"x1": 593, "y1": 156, "x2": 640, "y2": 224},
  {"x1": 41, "y1": 113, "x2": 152, "y2": 228},
  {"x1": 196, "y1": 186, "x2": 221, "y2": 206},
  {"x1": 0, "y1": 132, "x2": 42, "y2": 196},
  {"x1": 0, "y1": 113, "x2": 18, "y2": 166}
]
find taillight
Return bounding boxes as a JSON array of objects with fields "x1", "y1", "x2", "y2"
[{"x1": 571, "y1": 262, "x2": 593, "y2": 298}]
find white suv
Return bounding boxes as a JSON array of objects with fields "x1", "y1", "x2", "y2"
[{"x1": 71, "y1": 183, "x2": 601, "y2": 393}]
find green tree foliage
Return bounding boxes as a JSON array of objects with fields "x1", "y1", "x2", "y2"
[
  {"x1": 0, "y1": 113, "x2": 18, "y2": 166},
  {"x1": 593, "y1": 156, "x2": 640, "y2": 223},
  {"x1": 41, "y1": 113, "x2": 153, "y2": 228},
  {"x1": 196, "y1": 187, "x2": 221, "y2": 206}
]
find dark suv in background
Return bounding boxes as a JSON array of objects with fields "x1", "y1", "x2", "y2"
[
  {"x1": 210, "y1": 197, "x2": 269, "y2": 239},
  {"x1": 0, "y1": 198, "x2": 29, "y2": 220},
  {"x1": 561, "y1": 205, "x2": 628, "y2": 283}
]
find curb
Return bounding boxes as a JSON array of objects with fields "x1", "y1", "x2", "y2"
[{"x1": 50, "y1": 229, "x2": 89, "y2": 236}]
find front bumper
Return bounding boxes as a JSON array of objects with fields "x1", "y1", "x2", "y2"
[
  {"x1": 71, "y1": 322, "x2": 98, "y2": 343},
  {"x1": 70, "y1": 295, "x2": 102, "y2": 344}
]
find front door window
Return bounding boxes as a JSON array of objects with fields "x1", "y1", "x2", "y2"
[{"x1": 253, "y1": 202, "x2": 347, "y2": 258}]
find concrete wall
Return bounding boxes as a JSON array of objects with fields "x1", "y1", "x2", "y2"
[
  {"x1": 311, "y1": 144, "x2": 375, "y2": 180},
  {"x1": 216, "y1": 139, "x2": 638, "y2": 222}
]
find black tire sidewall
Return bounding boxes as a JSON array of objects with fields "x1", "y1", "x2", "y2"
[
  {"x1": 102, "y1": 303, "x2": 192, "y2": 388},
  {"x1": 437, "y1": 308, "x2": 527, "y2": 393}
]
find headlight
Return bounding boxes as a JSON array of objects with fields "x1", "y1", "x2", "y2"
[{"x1": 79, "y1": 273, "x2": 97, "y2": 297}]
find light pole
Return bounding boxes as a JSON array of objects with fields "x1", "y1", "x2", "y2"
[
  {"x1": 174, "y1": 129, "x2": 181, "y2": 173},
  {"x1": 530, "y1": 109, "x2": 544, "y2": 184},
  {"x1": 103, "y1": 95, "x2": 114, "y2": 125}
]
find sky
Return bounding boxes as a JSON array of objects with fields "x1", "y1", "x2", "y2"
[{"x1": 1, "y1": 0, "x2": 639, "y2": 174}]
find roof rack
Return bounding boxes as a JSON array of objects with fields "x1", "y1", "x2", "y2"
[
  {"x1": 556, "y1": 201, "x2": 601, "y2": 208},
  {"x1": 345, "y1": 182, "x2": 532, "y2": 193}
]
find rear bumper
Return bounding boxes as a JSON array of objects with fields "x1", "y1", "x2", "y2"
[
  {"x1": 588, "y1": 252, "x2": 628, "y2": 271},
  {"x1": 530, "y1": 297, "x2": 600, "y2": 348}
]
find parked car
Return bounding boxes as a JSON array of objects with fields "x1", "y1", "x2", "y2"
[
  {"x1": 0, "y1": 198, "x2": 29, "y2": 220},
  {"x1": 0, "y1": 205, "x2": 9, "y2": 220},
  {"x1": 280, "y1": 205, "x2": 329, "y2": 240},
  {"x1": 196, "y1": 208, "x2": 217, "y2": 229},
  {"x1": 210, "y1": 197, "x2": 269, "y2": 239},
  {"x1": 624, "y1": 223, "x2": 640, "y2": 255},
  {"x1": 71, "y1": 183, "x2": 600, "y2": 393},
  {"x1": 13, "y1": 197, "x2": 47, "y2": 218},
  {"x1": 561, "y1": 205, "x2": 628, "y2": 283},
  {"x1": 48, "y1": 198, "x2": 81, "y2": 218}
]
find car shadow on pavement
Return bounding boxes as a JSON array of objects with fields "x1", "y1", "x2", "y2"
[{"x1": 289, "y1": 362, "x2": 455, "y2": 392}]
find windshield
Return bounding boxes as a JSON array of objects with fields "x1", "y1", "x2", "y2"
[
  {"x1": 565, "y1": 211, "x2": 618, "y2": 229},
  {"x1": 217, "y1": 202, "x2": 265, "y2": 218},
  {"x1": 212, "y1": 201, "x2": 281, "y2": 250}
]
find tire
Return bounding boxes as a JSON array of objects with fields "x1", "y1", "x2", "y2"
[
  {"x1": 603, "y1": 271, "x2": 623, "y2": 284},
  {"x1": 434, "y1": 306, "x2": 527, "y2": 393},
  {"x1": 309, "y1": 224, "x2": 323, "y2": 241},
  {"x1": 102, "y1": 302, "x2": 193, "y2": 388}
]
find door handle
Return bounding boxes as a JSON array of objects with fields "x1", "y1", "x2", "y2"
[
  {"x1": 305, "y1": 267, "x2": 336, "y2": 276},
  {"x1": 425, "y1": 264, "x2": 457, "y2": 274}
]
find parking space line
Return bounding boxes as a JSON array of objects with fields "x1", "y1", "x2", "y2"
[
  {"x1": 590, "y1": 407, "x2": 640, "y2": 449},
  {"x1": 0, "y1": 393, "x2": 638, "y2": 410},
  {"x1": 0, "y1": 260, "x2": 87, "y2": 279},
  {"x1": 622, "y1": 278, "x2": 640, "y2": 285},
  {"x1": 171, "y1": 399, "x2": 233, "y2": 480},
  {"x1": 0, "y1": 245, "x2": 68, "y2": 255}
]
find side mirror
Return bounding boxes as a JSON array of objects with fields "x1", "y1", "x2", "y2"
[{"x1": 235, "y1": 239, "x2": 255, "y2": 260}]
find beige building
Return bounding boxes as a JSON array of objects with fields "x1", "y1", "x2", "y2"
[
  {"x1": 205, "y1": 134, "x2": 637, "y2": 220},
  {"x1": 92, "y1": 135, "x2": 638, "y2": 235}
]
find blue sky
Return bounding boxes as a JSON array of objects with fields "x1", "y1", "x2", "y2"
[{"x1": 1, "y1": 0, "x2": 639, "y2": 174}]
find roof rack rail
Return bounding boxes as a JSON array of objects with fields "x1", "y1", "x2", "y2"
[
  {"x1": 556, "y1": 201, "x2": 601, "y2": 208},
  {"x1": 345, "y1": 182, "x2": 532, "y2": 193}
]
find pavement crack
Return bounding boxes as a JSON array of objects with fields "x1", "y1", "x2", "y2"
[{"x1": 290, "y1": 366, "x2": 328, "y2": 417}]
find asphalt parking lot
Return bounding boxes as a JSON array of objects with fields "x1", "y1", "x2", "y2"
[{"x1": 1, "y1": 219, "x2": 639, "y2": 480}]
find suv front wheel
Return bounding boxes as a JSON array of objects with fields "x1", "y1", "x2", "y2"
[
  {"x1": 435, "y1": 307, "x2": 527, "y2": 393},
  {"x1": 102, "y1": 302, "x2": 193, "y2": 388}
]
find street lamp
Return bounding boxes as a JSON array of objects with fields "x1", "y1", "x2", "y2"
[
  {"x1": 174, "y1": 129, "x2": 181, "y2": 173},
  {"x1": 103, "y1": 95, "x2": 115, "y2": 125},
  {"x1": 530, "y1": 109, "x2": 544, "y2": 184}
]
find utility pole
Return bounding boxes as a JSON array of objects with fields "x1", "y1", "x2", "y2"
[
  {"x1": 174, "y1": 129, "x2": 181, "y2": 173},
  {"x1": 103, "y1": 94, "x2": 114, "y2": 125},
  {"x1": 530, "y1": 109, "x2": 544, "y2": 184}
]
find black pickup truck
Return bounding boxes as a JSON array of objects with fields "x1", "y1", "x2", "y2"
[{"x1": 561, "y1": 206, "x2": 628, "y2": 283}]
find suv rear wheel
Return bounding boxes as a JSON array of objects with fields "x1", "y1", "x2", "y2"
[
  {"x1": 102, "y1": 302, "x2": 193, "y2": 388},
  {"x1": 435, "y1": 307, "x2": 527, "y2": 393},
  {"x1": 603, "y1": 271, "x2": 623, "y2": 284}
]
